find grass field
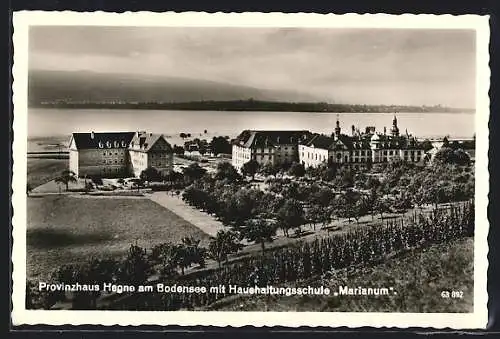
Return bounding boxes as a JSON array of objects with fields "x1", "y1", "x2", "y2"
[
  {"x1": 208, "y1": 237, "x2": 474, "y2": 313},
  {"x1": 27, "y1": 158, "x2": 68, "y2": 189},
  {"x1": 27, "y1": 195, "x2": 210, "y2": 280}
]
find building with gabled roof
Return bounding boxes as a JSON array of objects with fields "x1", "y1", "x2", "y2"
[
  {"x1": 69, "y1": 131, "x2": 173, "y2": 178},
  {"x1": 298, "y1": 115, "x2": 425, "y2": 169},
  {"x1": 231, "y1": 130, "x2": 312, "y2": 170}
]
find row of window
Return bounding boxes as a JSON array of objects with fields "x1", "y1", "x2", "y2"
[
  {"x1": 98, "y1": 141, "x2": 128, "y2": 149},
  {"x1": 102, "y1": 151, "x2": 125, "y2": 156},
  {"x1": 303, "y1": 154, "x2": 422, "y2": 164},
  {"x1": 150, "y1": 153, "x2": 169, "y2": 158},
  {"x1": 256, "y1": 146, "x2": 296, "y2": 153},
  {"x1": 103, "y1": 159, "x2": 124, "y2": 164}
]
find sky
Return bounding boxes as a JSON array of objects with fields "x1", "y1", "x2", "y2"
[{"x1": 29, "y1": 27, "x2": 476, "y2": 107}]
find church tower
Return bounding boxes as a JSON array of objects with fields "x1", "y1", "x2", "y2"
[
  {"x1": 335, "y1": 114, "x2": 341, "y2": 138},
  {"x1": 391, "y1": 114, "x2": 400, "y2": 137}
]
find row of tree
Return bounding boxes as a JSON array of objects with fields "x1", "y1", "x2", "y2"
[{"x1": 27, "y1": 201, "x2": 474, "y2": 310}]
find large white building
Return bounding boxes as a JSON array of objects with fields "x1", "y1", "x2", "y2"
[
  {"x1": 69, "y1": 131, "x2": 173, "y2": 178},
  {"x1": 299, "y1": 116, "x2": 425, "y2": 169},
  {"x1": 231, "y1": 130, "x2": 312, "y2": 171}
]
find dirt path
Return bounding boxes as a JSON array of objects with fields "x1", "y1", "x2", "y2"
[{"x1": 146, "y1": 192, "x2": 230, "y2": 237}]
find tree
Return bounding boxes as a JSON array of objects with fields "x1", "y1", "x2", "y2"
[
  {"x1": 215, "y1": 162, "x2": 242, "y2": 183},
  {"x1": 182, "y1": 163, "x2": 206, "y2": 183},
  {"x1": 374, "y1": 196, "x2": 390, "y2": 219},
  {"x1": 242, "y1": 218, "x2": 276, "y2": 254},
  {"x1": 364, "y1": 176, "x2": 381, "y2": 190},
  {"x1": 366, "y1": 189, "x2": 378, "y2": 219},
  {"x1": 339, "y1": 189, "x2": 359, "y2": 222},
  {"x1": 210, "y1": 136, "x2": 232, "y2": 155},
  {"x1": 352, "y1": 197, "x2": 369, "y2": 224},
  {"x1": 442, "y1": 136, "x2": 450, "y2": 148},
  {"x1": 173, "y1": 144, "x2": 185, "y2": 156},
  {"x1": 54, "y1": 170, "x2": 77, "y2": 191},
  {"x1": 260, "y1": 162, "x2": 279, "y2": 178},
  {"x1": 179, "y1": 133, "x2": 187, "y2": 139},
  {"x1": 288, "y1": 162, "x2": 305, "y2": 177},
  {"x1": 140, "y1": 167, "x2": 161, "y2": 182},
  {"x1": 241, "y1": 160, "x2": 260, "y2": 180},
  {"x1": 177, "y1": 236, "x2": 205, "y2": 273},
  {"x1": 434, "y1": 147, "x2": 471, "y2": 166},
  {"x1": 421, "y1": 139, "x2": 434, "y2": 152},
  {"x1": 149, "y1": 243, "x2": 178, "y2": 278},
  {"x1": 117, "y1": 244, "x2": 152, "y2": 285},
  {"x1": 278, "y1": 199, "x2": 305, "y2": 236},
  {"x1": 207, "y1": 230, "x2": 243, "y2": 268}
]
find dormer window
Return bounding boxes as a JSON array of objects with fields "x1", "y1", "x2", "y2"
[
  {"x1": 106, "y1": 141, "x2": 112, "y2": 148},
  {"x1": 114, "y1": 141, "x2": 119, "y2": 148},
  {"x1": 121, "y1": 140, "x2": 126, "y2": 147},
  {"x1": 98, "y1": 141, "x2": 103, "y2": 148}
]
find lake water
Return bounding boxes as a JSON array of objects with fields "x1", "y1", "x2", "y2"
[{"x1": 28, "y1": 108, "x2": 475, "y2": 142}]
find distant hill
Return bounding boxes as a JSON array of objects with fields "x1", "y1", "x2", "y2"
[{"x1": 28, "y1": 70, "x2": 322, "y2": 106}]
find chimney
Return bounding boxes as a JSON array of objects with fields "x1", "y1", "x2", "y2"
[{"x1": 91, "y1": 131, "x2": 95, "y2": 139}]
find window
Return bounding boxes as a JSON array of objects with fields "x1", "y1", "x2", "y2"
[
  {"x1": 98, "y1": 142, "x2": 103, "y2": 148},
  {"x1": 383, "y1": 150, "x2": 387, "y2": 155},
  {"x1": 355, "y1": 151, "x2": 359, "y2": 156},
  {"x1": 120, "y1": 159, "x2": 123, "y2": 163},
  {"x1": 106, "y1": 141, "x2": 111, "y2": 148},
  {"x1": 361, "y1": 150, "x2": 365, "y2": 156}
]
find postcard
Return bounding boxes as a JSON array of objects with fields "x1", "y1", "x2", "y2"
[{"x1": 11, "y1": 11, "x2": 490, "y2": 328}]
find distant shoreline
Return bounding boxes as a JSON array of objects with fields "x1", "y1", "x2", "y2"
[{"x1": 29, "y1": 100, "x2": 475, "y2": 114}]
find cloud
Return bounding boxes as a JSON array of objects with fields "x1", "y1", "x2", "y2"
[{"x1": 28, "y1": 26, "x2": 476, "y2": 107}]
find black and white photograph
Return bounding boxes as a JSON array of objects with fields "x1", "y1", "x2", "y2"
[{"x1": 11, "y1": 12, "x2": 489, "y2": 328}]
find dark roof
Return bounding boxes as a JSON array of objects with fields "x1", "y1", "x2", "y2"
[
  {"x1": 71, "y1": 132, "x2": 135, "y2": 150},
  {"x1": 303, "y1": 134, "x2": 336, "y2": 149},
  {"x1": 300, "y1": 133, "x2": 422, "y2": 151},
  {"x1": 233, "y1": 130, "x2": 312, "y2": 148},
  {"x1": 129, "y1": 132, "x2": 171, "y2": 152},
  {"x1": 373, "y1": 134, "x2": 422, "y2": 149}
]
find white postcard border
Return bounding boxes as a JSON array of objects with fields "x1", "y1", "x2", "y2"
[{"x1": 11, "y1": 11, "x2": 490, "y2": 328}]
